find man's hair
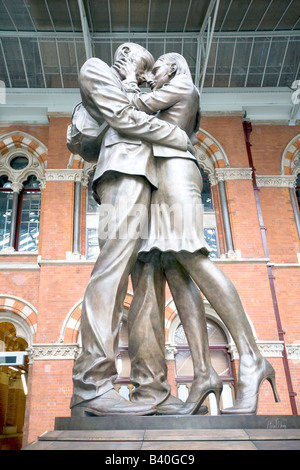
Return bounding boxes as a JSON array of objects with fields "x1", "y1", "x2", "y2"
[{"x1": 114, "y1": 42, "x2": 155, "y2": 71}]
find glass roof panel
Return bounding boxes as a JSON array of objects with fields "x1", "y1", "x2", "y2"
[
  {"x1": 0, "y1": 39, "x2": 11, "y2": 86},
  {"x1": 110, "y1": 0, "x2": 129, "y2": 32},
  {"x1": 39, "y1": 39, "x2": 63, "y2": 87},
  {"x1": 254, "y1": 0, "x2": 299, "y2": 31},
  {"x1": 217, "y1": 0, "x2": 255, "y2": 32},
  {"x1": 216, "y1": 0, "x2": 300, "y2": 32},
  {"x1": 278, "y1": 38, "x2": 300, "y2": 86},
  {"x1": 93, "y1": 39, "x2": 114, "y2": 65},
  {"x1": 147, "y1": 0, "x2": 173, "y2": 32},
  {"x1": 20, "y1": 37, "x2": 46, "y2": 87},
  {"x1": 88, "y1": 0, "x2": 112, "y2": 33},
  {"x1": 1, "y1": 37, "x2": 28, "y2": 87},
  {"x1": 213, "y1": 38, "x2": 235, "y2": 87},
  {"x1": 183, "y1": 0, "x2": 211, "y2": 32},
  {"x1": 26, "y1": 0, "x2": 54, "y2": 31},
  {"x1": 127, "y1": 0, "x2": 151, "y2": 33},
  {"x1": 58, "y1": 40, "x2": 79, "y2": 87},
  {"x1": 1, "y1": 0, "x2": 36, "y2": 31},
  {"x1": 228, "y1": 38, "x2": 254, "y2": 87},
  {"x1": 0, "y1": 0, "x2": 299, "y2": 90},
  {"x1": 166, "y1": 0, "x2": 198, "y2": 32},
  {"x1": 0, "y1": 1, "x2": 14, "y2": 31},
  {"x1": 273, "y1": 2, "x2": 300, "y2": 31},
  {"x1": 25, "y1": 0, "x2": 82, "y2": 32},
  {"x1": 44, "y1": 0, "x2": 76, "y2": 32},
  {"x1": 236, "y1": 1, "x2": 274, "y2": 32}
]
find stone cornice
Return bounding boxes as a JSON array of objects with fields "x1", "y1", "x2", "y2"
[
  {"x1": 256, "y1": 175, "x2": 297, "y2": 188},
  {"x1": 285, "y1": 344, "x2": 300, "y2": 360},
  {"x1": 42, "y1": 169, "x2": 89, "y2": 186},
  {"x1": 27, "y1": 343, "x2": 80, "y2": 363},
  {"x1": 209, "y1": 170, "x2": 298, "y2": 188},
  {"x1": 26, "y1": 341, "x2": 300, "y2": 363},
  {"x1": 215, "y1": 168, "x2": 253, "y2": 182},
  {"x1": 209, "y1": 168, "x2": 252, "y2": 186},
  {"x1": 228, "y1": 341, "x2": 285, "y2": 360}
]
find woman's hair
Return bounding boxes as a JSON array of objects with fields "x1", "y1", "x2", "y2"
[
  {"x1": 114, "y1": 43, "x2": 155, "y2": 72},
  {"x1": 157, "y1": 52, "x2": 193, "y2": 82}
]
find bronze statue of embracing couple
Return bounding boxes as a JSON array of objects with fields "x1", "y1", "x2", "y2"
[{"x1": 67, "y1": 43, "x2": 280, "y2": 418}]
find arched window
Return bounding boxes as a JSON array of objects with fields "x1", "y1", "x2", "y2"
[
  {"x1": 0, "y1": 320, "x2": 29, "y2": 450},
  {"x1": 0, "y1": 176, "x2": 13, "y2": 251},
  {"x1": 17, "y1": 175, "x2": 41, "y2": 252},
  {"x1": 0, "y1": 170, "x2": 41, "y2": 253},
  {"x1": 201, "y1": 169, "x2": 219, "y2": 258},
  {"x1": 174, "y1": 319, "x2": 234, "y2": 414},
  {"x1": 0, "y1": 148, "x2": 43, "y2": 253},
  {"x1": 296, "y1": 173, "x2": 300, "y2": 211},
  {"x1": 86, "y1": 169, "x2": 220, "y2": 259},
  {"x1": 86, "y1": 170, "x2": 100, "y2": 260},
  {"x1": 115, "y1": 312, "x2": 133, "y2": 399}
]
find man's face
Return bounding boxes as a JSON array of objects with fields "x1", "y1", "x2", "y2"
[
  {"x1": 148, "y1": 60, "x2": 172, "y2": 91},
  {"x1": 114, "y1": 48, "x2": 152, "y2": 86},
  {"x1": 134, "y1": 55, "x2": 151, "y2": 86}
]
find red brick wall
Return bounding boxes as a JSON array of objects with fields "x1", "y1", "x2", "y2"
[
  {"x1": 258, "y1": 187, "x2": 300, "y2": 263},
  {"x1": 1, "y1": 116, "x2": 300, "y2": 446},
  {"x1": 23, "y1": 360, "x2": 74, "y2": 446},
  {"x1": 36, "y1": 264, "x2": 92, "y2": 343},
  {"x1": 39, "y1": 182, "x2": 74, "y2": 260},
  {"x1": 226, "y1": 180, "x2": 265, "y2": 258},
  {"x1": 201, "y1": 116, "x2": 250, "y2": 169},
  {"x1": 249, "y1": 124, "x2": 300, "y2": 175},
  {"x1": 47, "y1": 117, "x2": 71, "y2": 169}
]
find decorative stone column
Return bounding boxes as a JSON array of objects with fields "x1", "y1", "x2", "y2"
[
  {"x1": 213, "y1": 168, "x2": 253, "y2": 256},
  {"x1": 7, "y1": 182, "x2": 23, "y2": 252}
]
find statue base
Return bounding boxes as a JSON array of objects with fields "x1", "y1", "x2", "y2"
[{"x1": 22, "y1": 415, "x2": 300, "y2": 450}]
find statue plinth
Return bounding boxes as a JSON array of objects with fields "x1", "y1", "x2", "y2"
[
  {"x1": 22, "y1": 415, "x2": 300, "y2": 450},
  {"x1": 55, "y1": 414, "x2": 300, "y2": 431}
]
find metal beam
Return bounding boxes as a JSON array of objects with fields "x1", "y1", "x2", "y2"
[
  {"x1": 290, "y1": 102, "x2": 300, "y2": 125},
  {"x1": 0, "y1": 30, "x2": 299, "y2": 40},
  {"x1": 195, "y1": 0, "x2": 217, "y2": 90},
  {"x1": 197, "y1": 0, "x2": 220, "y2": 95},
  {"x1": 77, "y1": 0, "x2": 92, "y2": 59}
]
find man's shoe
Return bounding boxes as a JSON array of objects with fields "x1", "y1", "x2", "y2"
[
  {"x1": 71, "y1": 389, "x2": 156, "y2": 417},
  {"x1": 156, "y1": 394, "x2": 184, "y2": 414}
]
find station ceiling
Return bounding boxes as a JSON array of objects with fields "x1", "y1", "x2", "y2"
[{"x1": 0, "y1": 0, "x2": 299, "y2": 90}]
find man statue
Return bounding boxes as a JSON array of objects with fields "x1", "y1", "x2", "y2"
[{"x1": 70, "y1": 43, "x2": 194, "y2": 417}]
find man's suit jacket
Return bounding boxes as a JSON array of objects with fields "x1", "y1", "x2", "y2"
[
  {"x1": 79, "y1": 58, "x2": 190, "y2": 190},
  {"x1": 130, "y1": 74, "x2": 200, "y2": 161}
]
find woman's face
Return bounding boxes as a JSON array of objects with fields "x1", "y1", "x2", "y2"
[{"x1": 148, "y1": 59, "x2": 174, "y2": 90}]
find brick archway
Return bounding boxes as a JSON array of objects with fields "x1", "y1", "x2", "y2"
[
  {"x1": 60, "y1": 293, "x2": 179, "y2": 344},
  {"x1": 67, "y1": 129, "x2": 228, "y2": 173},
  {"x1": 281, "y1": 134, "x2": 300, "y2": 175},
  {"x1": 0, "y1": 295, "x2": 38, "y2": 345},
  {"x1": 0, "y1": 131, "x2": 47, "y2": 167},
  {"x1": 196, "y1": 128, "x2": 229, "y2": 170},
  {"x1": 60, "y1": 300, "x2": 82, "y2": 344}
]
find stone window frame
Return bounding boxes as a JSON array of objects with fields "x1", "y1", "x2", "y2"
[{"x1": 0, "y1": 132, "x2": 46, "y2": 254}]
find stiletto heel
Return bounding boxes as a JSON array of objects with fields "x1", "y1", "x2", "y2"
[
  {"x1": 221, "y1": 359, "x2": 280, "y2": 415},
  {"x1": 213, "y1": 387, "x2": 222, "y2": 416},
  {"x1": 174, "y1": 369, "x2": 223, "y2": 416},
  {"x1": 267, "y1": 375, "x2": 280, "y2": 403},
  {"x1": 156, "y1": 369, "x2": 223, "y2": 416}
]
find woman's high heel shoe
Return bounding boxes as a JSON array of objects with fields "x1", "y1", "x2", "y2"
[
  {"x1": 169, "y1": 369, "x2": 223, "y2": 416},
  {"x1": 221, "y1": 358, "x2": 280, "y2": 415}
]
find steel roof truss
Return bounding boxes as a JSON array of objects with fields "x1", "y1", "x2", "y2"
[{"x1": 77, "y1": 0, "x2": 92, "y2": 59}]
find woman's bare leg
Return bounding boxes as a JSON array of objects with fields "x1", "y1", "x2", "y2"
[{"x1": 173, "y1": 251, "x2": 278, "y2": 413}]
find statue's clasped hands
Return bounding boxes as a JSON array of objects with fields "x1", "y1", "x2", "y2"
[{"x1": 114, "y1": 56, "x2": 138, "y2": 83}]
